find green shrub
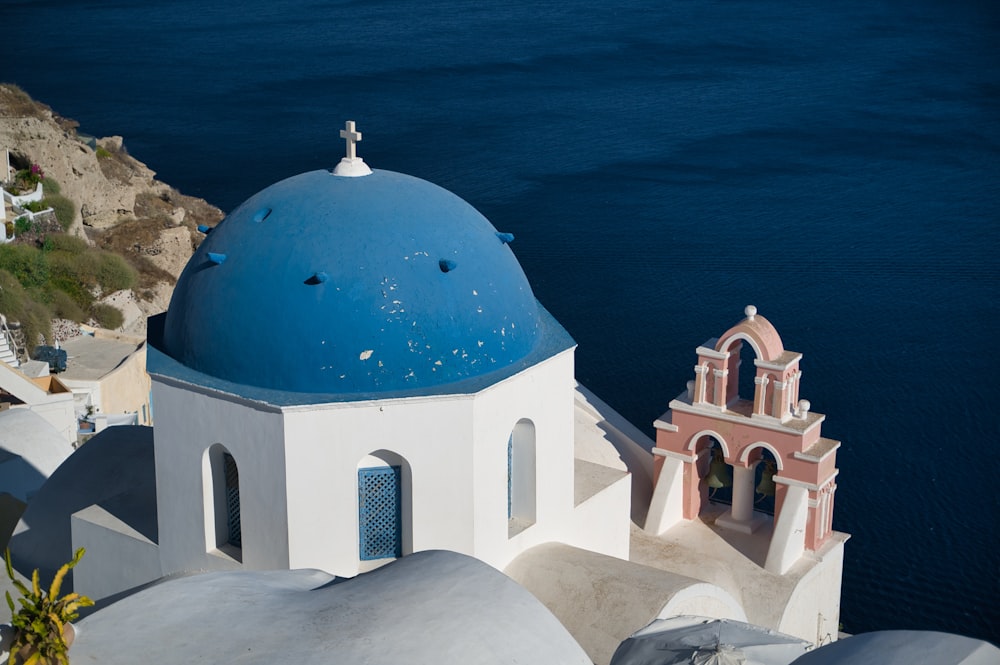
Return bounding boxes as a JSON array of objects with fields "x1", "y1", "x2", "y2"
[
  {"x1": 50, "y1": 289, "x2": 87, "y2": 321},
  {"x1": 42, "y1": 233, "x2": 88, "y2": 255},
  {"x1": 44, "y1": 194, "x2": 76, "y2": 231},
  {"x1": 12, "y1": 165, "x2": 43, "y2": 193},
  {"x1": 21, "y1": 298, "x2": 53, "y2": 346},
  {"x1": 89, "y1": 302, "x2": 123, "y2": 330},
  {"x1": 23, "y1": 200, "x2": 45, "y2": 213},
  {"x1": 56, "y1": 249, "x2": 100, "y2": 288},
  {"x1": 96, "y1": 251, "x2": 137, "y2": 293},
  {"x1": 0, "y1": 268, "x2": 28, "y2": 320},
  {"x1": 49, "y1": 274, "x2": 94, "y2": 311},
  {"x1": 0, "y1": 269, "x2": 51, "y2": 345},
  {"x1": 13, "y1": 216, "x2": 32, "y2": 235},
  {"x1": 95, "y1": 146, "x2": 111, "y2": 159},
  {"x1": 43, "y1": 177, "x2": 61, "y2": 196},
  {"x1": 0, "y1": 243, "x2": 48, "y2": 288},
  {"x1": 46, "y1": 251, "x2": 97, "y2": 309}
]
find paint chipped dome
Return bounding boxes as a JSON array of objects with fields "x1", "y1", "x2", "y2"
[{"x1": 162, "y1": 169, "x2": 542, "y2": 394}]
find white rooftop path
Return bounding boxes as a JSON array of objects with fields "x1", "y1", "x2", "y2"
[
  {"x1": 506, "y1": 543, "x2": 746, "y2": 665},
  {"x1": 70, "y1": 550, "x2": 592, "y2": 665},
  {"x1": 574, "y1": 383, "x2": 655, "y2": 522},
  {"x1": 629, "y1": 506, "x2": 849, "y2": 644},
  {"x1": 59, "y1": 334, "x2": 141, "y2": 382}
]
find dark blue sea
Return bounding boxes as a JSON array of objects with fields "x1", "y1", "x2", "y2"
[{"x1": 3, "y1": 0, "x2": 998, "y2": 644}]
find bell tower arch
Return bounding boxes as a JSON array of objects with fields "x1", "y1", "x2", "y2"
[{"x1": 644, "y1": 306, "x2": 841, "y2": 574}]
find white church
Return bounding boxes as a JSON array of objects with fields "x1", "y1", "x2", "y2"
[{"x1": 6, "y1": 123, "x2": 849, "y2": 664}]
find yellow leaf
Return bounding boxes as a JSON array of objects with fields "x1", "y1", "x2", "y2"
[
  {"x1": 49, "y1": 562, "x2": 70, "y2": 600},
  {"x1": 48, "y1": 612, "x2": 64, "y2": 635}
]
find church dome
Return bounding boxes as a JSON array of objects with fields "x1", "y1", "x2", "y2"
[{"x1": 161, "y1": 168, "x2": 542, "y2": 395}]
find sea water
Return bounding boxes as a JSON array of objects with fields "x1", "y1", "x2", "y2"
[{"x1": 2, "y1": 0, "x2": 998, "y2": 642}]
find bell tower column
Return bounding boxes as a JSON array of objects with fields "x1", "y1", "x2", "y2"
[
  {"x1": 713, "y1": 369, "x2": 727, "y2": 406},
  {"x1": 753, "y1": 375, "x2": 769, "y2": 415},
  {"x1": 693, "y1": 365, "x2": 708, "y2": 404},
  {"x1": 716, "y1": 463, "x2": 765, "y2": 534}
]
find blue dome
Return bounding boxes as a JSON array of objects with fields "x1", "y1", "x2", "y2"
[{"x1": 162, "y1": 169, "x2": 543, "y2": 394}]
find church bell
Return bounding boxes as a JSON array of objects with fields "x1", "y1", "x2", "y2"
[
  {"x1": 756, "y1": 460, "x2": 777, "y2": 497},
  {"x1": 705, "y1": 451, "x2": 732, "y2": 489}
]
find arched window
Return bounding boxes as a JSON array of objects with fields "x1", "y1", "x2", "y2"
[
  {"x1": 357, "y1": 450, "x2": 412, "y2": 562},
  {"x1": 751, "y1": 447, "x2": 779, "y2": 516},
  {"x1": 508, "y1": 419, "x2": 536, "y2": 537},
  {"x1": 701, "y1": 436, "x2": 732, "y2": 506},
  {"x1": 205, "y1": 444, "x2": 242, "y2": 559},
  {"x1": 223, "y1": 453, "x2": 241, "y2": 547}
]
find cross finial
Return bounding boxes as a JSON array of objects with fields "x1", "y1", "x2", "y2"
[
  {"x1": 333, "y1": 120, "x2": 372, "y2": 177},
  {"x1": 340, "y1": 120, "x2": 362, "y2": 160}
]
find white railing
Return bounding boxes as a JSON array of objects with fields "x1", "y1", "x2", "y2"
[
  {"x1": 2, "y1": 182, "x2": 43, "y2": 206},
  {"x1": 0, "y1": 313, "x2": 21, "y2": 367}
]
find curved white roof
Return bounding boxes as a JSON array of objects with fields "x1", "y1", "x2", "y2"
[{"x1": 71, "y1": 550, "x2": 591, "y2": 665}]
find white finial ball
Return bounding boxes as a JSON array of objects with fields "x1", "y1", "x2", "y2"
[
  {"x1": 745, "y1": 305, "x2": 757, "y2": 320},
  {"x1": 798, "y1": 399, "x2": 811, "y2": 414},
  {"x1": 686, "y1": 380, "x2": 695, "y2": 399}
]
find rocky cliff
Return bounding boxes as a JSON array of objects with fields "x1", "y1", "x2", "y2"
[{"x1": 0, "y1": 84, "x2": 223, "y2": 337}]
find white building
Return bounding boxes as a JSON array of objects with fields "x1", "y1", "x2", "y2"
[
  {"x1": 147, "y1": 147, "x2": 631, "y2": 579},
  {"x1": 11, "y1": 126, "x2": 634, "y2": 586},
  {"x1": 7, "y1": 125, "x2": 847, "y2": 664}
]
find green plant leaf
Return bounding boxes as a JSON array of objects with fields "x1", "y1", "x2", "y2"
[{"x1": 5, "y1": 548, "x2": 93, "y2": 663}]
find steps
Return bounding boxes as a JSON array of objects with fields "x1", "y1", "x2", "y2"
[{"x1": 0, "y1": 315, "x2": 20, "y2": 368}]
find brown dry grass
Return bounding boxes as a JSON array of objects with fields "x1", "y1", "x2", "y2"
[
  {"x1": 95, "y1": 141, "x2": 136, "y2": 186},
  {"x1": 94, "y1": 217, "x2": 178, "y2": 298},
  {"x1": 0, "y1": 83, "x2": 49, "y2": 119}
]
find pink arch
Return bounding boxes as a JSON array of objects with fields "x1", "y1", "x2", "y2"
[
  {"x1": 738, "y1": 442, "x2": 784, "y2": 470},
  {"x1": 715, "y1": 315, "x2": 784, "y2": 362},
  {"x1": 685, "y1": 430, "x2": 730, "y2": 458}
]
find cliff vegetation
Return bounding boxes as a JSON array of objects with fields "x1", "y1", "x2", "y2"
[{"x1": 0, "y1": 83, "x2": 223, "y2": 351}]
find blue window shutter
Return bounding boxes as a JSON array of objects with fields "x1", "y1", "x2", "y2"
[
  {"x1": 358, "y1": 466, "x2": 402, "y2": 560},
  {"x1": 223, "y1": 453, "x2": 241, "y2": 548}
]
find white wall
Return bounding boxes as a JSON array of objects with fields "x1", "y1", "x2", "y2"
[
  {"x1": 152, "y1": 380, "x2": 288, "y2": 576},
  {"x1": 778, "y1": 536, "x2": 846, "y2": 645},
  {"x1": 71, "y1": 505, "x2": 161, "y2": 602},
  {"x1": 152, "y1": 345, "x2": 630, "y2": 581},
  {"x1": 471, "y1": 349, "x2": 583, "y2": 569},
  {"x1": 282, "y1": 394, "x2": 476, "y2": 577}
]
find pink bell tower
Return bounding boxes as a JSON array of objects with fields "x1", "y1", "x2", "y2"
[{"x1": 644, "y1": 306, "x2": 841, "y2": 574}]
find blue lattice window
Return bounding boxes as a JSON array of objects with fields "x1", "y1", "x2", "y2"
[
  {"x1": 223, "y1": 452, "x2": 242, "y2": 548},
  {"x1": 358, "y1": 466, "x2": 401, "y2": 560}
]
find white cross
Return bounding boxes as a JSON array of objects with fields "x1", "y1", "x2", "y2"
[{"x1": 340, "y1": 120, "x2": 362, "y2": 160}]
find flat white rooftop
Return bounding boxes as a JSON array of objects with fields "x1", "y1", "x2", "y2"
[{"x1": 59, "y1": 334, "x2": 142, "y2": 381}]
